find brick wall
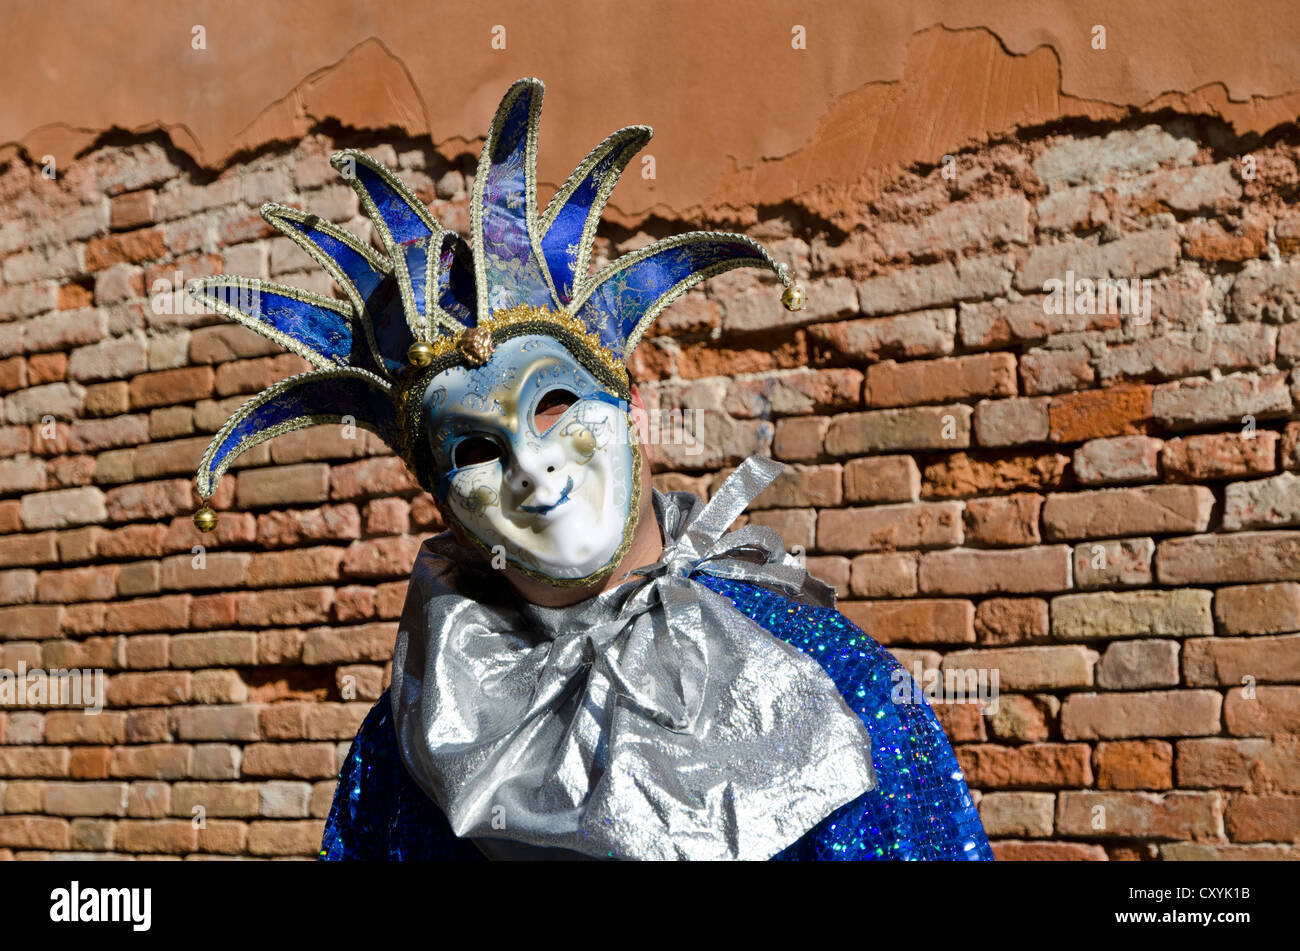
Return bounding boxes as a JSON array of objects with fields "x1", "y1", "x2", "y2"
[{"x1": 0, "y1": 119, "x2": 1297, "y2": 859}]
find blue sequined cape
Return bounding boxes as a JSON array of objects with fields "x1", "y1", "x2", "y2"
[{"x1": 320, "y1": 573, "x2": 993, "y2": 861}]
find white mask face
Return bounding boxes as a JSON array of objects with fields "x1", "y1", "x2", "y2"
[{"x1": 421, "y1": 334, "x2": 639, "y2": 584}]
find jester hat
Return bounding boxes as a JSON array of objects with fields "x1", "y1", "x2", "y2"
[{"x1": 188, "y1": 77, "x2": 805, "y2": 531}]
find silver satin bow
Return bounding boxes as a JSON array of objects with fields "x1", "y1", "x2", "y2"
[{"x1": 390, "y1": 454, "x2": 877, "y2": 860}]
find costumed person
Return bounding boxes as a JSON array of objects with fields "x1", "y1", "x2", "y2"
[{"x1": 187, "y1": 78, "x2": 993, "y2": 862}]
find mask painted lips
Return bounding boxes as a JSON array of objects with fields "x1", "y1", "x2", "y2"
[{"x1": 518, "y1": 475, "x2": 574, "y2": 517}]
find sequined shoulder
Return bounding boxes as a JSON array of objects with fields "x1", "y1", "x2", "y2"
[
  {"x1": 320, "y1": 691, "x2": 485, "y2": 861},
  {"x1": 691, "y1": 573, "x2": 993, "y2": 861}
]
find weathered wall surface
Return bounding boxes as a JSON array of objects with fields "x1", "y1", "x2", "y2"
[
  {"x1": 5, "y1": 2, "x2": 1300, "y2": 226},
  {"x1": 1, "y1": 4, "x2": 1299, "y2": 860}
]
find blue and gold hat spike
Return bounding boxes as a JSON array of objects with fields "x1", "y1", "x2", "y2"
[{"x1": 189, "y1": 78, "x2": 804, "y2": 532}]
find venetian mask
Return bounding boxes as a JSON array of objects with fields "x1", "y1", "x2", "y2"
[
  {"x1": 187, "y1": 79, "x2": 802, "y2": 557},
  {"x1": 420, "y1": 334, "x2": 640, "y2": 585}
]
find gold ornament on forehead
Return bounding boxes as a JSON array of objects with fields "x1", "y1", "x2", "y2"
[{"x1": 457, "y1": 326, "x2": 496, "y2": 367}]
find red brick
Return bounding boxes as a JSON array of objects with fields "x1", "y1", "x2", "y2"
[
  {"x1": 963, "y1": 493, "x2": 1042, "y2": 546},
  {"x1": 245, "y1": 547, "x2": 344, "y2": 588},
  {"x1": 772, "y1": 416, "x2": 828, "y2": 462},
  {"x1": 847, "y1": 552, "x2": 917, "y2": 598},
  {"x1": 109, "y1": 191, "x2": 157, "y2": 231},
  {"x1": 255, "y1": 504, "x2": 361, "y2": 546},
  {"x1": 1214, "y1": 582, "x2": 1300, "y2": 635},
  {"x1": 98, "y1": 524, "x2": 169, "y2": 559},
  {"x1": 1042, "y1": 485, "x2": 1213, "y2": 540},
  {"x1": 1095, "y1": 740, "x2": 1173, "y2": 790},
  {"x1": 975, "y1": 598, "x2": 1050, "y2": 644},
  {"x1": 1224, "y1": 795, "x2": 1300, "y2": 843},
  {"x1": 817, "y1": 502, "x2": 962, "y2": 553},
  {"x1": 362, "y1": 498, "x2": 410, "y2": 536},
  {"x1": 1048, "y1": 384, "x2": 1153, "y2": 443},
  {"x1": 170, "y1": 631, "x2": 258, "y2": 668},
  {"x1": 240, "y1": 743, "x2": 337, "y2": 779},
  {"x1": 236, "y1": 463, "x2": 331, "y2": 509},
  {"x1": 993, "y1": 841, "x2": 1107, "y2": 860},
  {"x1": 101, "y1": 595, "x2": 191, "y2": 633},
  {"x1": 842, "y1": 456, "x2": 919, "y2": 503},
  {"x1": 27, "y1": 352, "x2": 67, "y2": 385},
  {"x1": 20, "y1": 486, "x2": 108, "y2": 529},
  {"x1": 825, "y1": 405, "x2": 972, "y2": 456},
  {"x1": 1072, "y1": 435, "x2": 1161, "y2": 485},
  {"x1": 169, "y1": 782, "x2": 261, "y2": 817},
  {"x1": 170, "y1": 705, "x2": 261, "y2": 742},
  {"x1": 37, "y1": 565, "x2": 119, "y2": 603},
  {"x1": 987, "y1": 695, "x2": 1054, "y2": 741},
  {"x1": 116, "y1": 819, "x2": 197, "y2": 854},
  {"x1": 948, "y1": 644, "x2": 1095, "y2": 691},
  {"x1": 44, "y1": 781, "x2": 130, "y2": 817},
  {"x1": 1020, "y1": 347, "x2": 1094, "y2": 396},
  {"x1": 1157, "y1": 531, "x2": 1300, "y2": 585},
  {"x1": 839, "y1": 599, "x2": 974, "y2": 645},
  {"x1": 0, "y1": 747, "x2": 70, "y2": 777},
  {"x1": 1163, "y1": 430, "x2": 1278, "y2": 482},
  {"x1": 960, "y1": 295, "x2": 1118, "y2": 348},
  {"x1": 107, "y1": 672, "x2": 192, "y2": 707},
  {"x1": 236, "y1": 587, "x2": 334, "y2": 627},
  {"x1": 1018, "y1": 230, "x2": 1179, "y2": 292},
  {"x1": 1176, "y1": 737, "x2": 1300, "y2": 792},
  {"x1": 0, "y1": 817, "x2": 69, "y2": 850},
  {"x1": 1184, "y1": 216, "x2": 1267, "y2": 261},
  {"x1": 725, "y1": 368, "x2": 863, "y2": 417},
  {"x1": 1095, "y1": 639, "x2": 1180, "y2": 689},
  {"x1": 197, "y1": 819, "x2": 250, "y2": 854},
  {"x1": 188, "y1": 324, "x2": 281, "y2": 364},
  {"x1": 1224, "y1": 685, "x2": 1300, "y2": 736},
  {"x1": 330, "y1": 457, "x2": 419, "y2": 500},
  {"x1": 105, "y1": 479, "x2": 193, "y2": 522},
  {"x1": 59, "y1": 283, "x2": 95, "y2": 310},
  {"x1": 160, "y1": 552, "x2": 250, "y2": 591},
  {"x1": 1060, "y1": 690, "x2": 1222, "y2": 739},
  {"x1": 922, "y1": 451, "x2": 1070, "y2": 498},
  {"x1": 247, "y1": 819, "x2": 325, "y2": 856},
  {"x1": 214, "y1": 353, "x2": 310, "y2": 397},
  {"x1": 865, "y1": 353, "x2": 1016, "y2": 408},
  {"x1": 1184, "y1": 634, "x2": 1300, "y2": 686},
  {"x1": 122, "y1": 634, "x2": 169, "y2": 669},
  {"x1": 957, "y1": 743, "x2": 1092, "y2": 788},
  {"x1": 973, "y1": 396, "x2": 1051, "y2": 447},
  {"x1": 128, "y1": 366, "x2": 214, "y2": 409},
  {"x1": 1056, "y1": 791, "x2": 1222, "y2": 840},
  {"x1": 919, "y1": 546, "x2": 1071, "y2": 595},
  {"x1": 109, "y1": 745, "x2": 191, "y2": 780},
  {"x1": 85, "y1": 227, "x2": 167, "y2": 271},
  {"x1": 0, "y1": 531, "x2": 58, "y2": 568},
  {"x1": 301, "y1": 623, "x2": 396, "y2": 664},
  {"x1": 1152, "y1": 372, "x2": 1292, "y2": 431}
]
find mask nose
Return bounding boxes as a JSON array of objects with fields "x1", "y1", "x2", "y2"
[{"x1": 507, "y1": 441, "x2": 568, "y2": 505}]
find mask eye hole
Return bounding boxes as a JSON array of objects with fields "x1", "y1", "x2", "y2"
[
  {"x1": 453, "y1": 436, "x2": 502, "y2": 469},
  {"x1": 534, "y1": 388, "x2": 578, "y2": 434}
]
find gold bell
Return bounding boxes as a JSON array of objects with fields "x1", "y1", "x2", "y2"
[
  {"x1": 193, "y1": 506, "x2": 219, "y2": 533},
  {"x1": 781, "y1": 283, "x2": 807, "y2": 313},
  {"x1": 407, "y1": 341, "x2": 435, "y2": 367}
]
